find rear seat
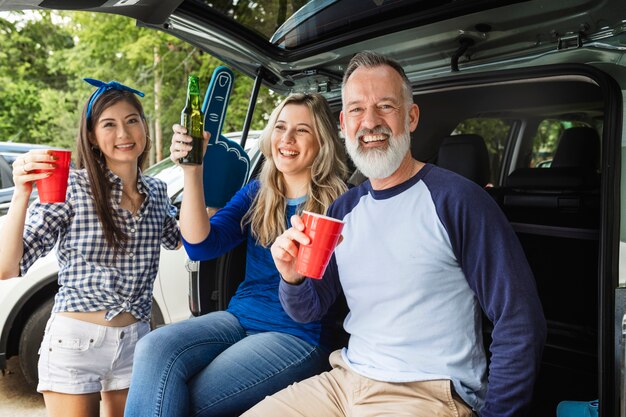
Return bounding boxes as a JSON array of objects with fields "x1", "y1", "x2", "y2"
[
  {"x1": 498, "y1": 126, "x2": 601, "y2": 408},
  {"x1": 503, "y1": 126, "x2": 601, "y2": 229},
  {"x1": 436, "y1": 133, "x2": 491, "y2": 187},
  {"x1": 499, "y1": 126, "x2": 601, "y2": 322},
  {"x1": 434, "y1": 128, "x2": 601, "y2": 408}
]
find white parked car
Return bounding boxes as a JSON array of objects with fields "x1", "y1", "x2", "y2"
[
  {"x1": 0, "y1": 142, "x2": 57, "y2": 215},
  {"x1": 0, "y1": 131, "x2": 261, "y2": 388}
]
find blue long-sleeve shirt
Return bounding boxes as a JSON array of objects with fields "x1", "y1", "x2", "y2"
[
  {"x1": 183, "y1": 180, "x2": 326, "y2": 347},
  {"x1": 280, "y1": 164, "x2": 546, "y2": 416}
]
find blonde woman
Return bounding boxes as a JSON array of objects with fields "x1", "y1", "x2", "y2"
[{"x1": 125, "y1": 93, "x2": 348, "y2": 417}]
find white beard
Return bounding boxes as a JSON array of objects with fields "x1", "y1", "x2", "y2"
[{"x1": 345, "y1": 124, "x2": 411, "y2": 179}]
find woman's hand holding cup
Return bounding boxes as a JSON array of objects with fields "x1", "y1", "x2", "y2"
[
  {"x1": 271, "y1": 214, "x2": 310, "y2": 285},
  {"x1": 12, "y1": 150, "x2": 57, "y2": 195}
]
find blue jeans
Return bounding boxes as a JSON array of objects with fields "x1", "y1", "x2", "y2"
[{"x1": 124, "y1": 311, "x2": 329, "y2": 417}]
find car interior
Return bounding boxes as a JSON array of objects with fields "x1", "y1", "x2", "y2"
[
  {"x1": 188, "y1": 63, "x2": 611, "y2": 416},
  {"x1": 413, "y1": 69, "x2": 608, "y2": 415}
]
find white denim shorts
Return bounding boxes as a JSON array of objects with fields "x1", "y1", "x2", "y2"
[{"x1": 37, "y1": 314, "x2": 150, "y2": 394}]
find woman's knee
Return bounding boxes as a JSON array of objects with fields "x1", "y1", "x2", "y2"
[{"x1": 133, "y1": 326, "x2": 175, "y2": 361}]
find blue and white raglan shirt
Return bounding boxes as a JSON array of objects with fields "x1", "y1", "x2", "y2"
[
  {"x1": 280, "y1": 163, "x2": 547, "y2": 417},
  {"x1": 20, "y1": 168, "x2": 180, "y2": 322}
]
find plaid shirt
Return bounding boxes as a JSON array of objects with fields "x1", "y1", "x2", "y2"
[{"x1": 20, "y1": 168, "x2": 180, "y2": 322}]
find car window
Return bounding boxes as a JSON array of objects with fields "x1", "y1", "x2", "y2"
[
  {"x1": 529, "y1": 119, "x2": 595, "y2": 168},
  {"x1": 0, "y1": 143, "x2": 61, "y2": 167},
  {"x1": 0, "y1": 153, "x2": 18, "y2": 165},
  {"x1": 145, "y1": 158, "x2": 176, "y2": 178},
  {"x1": 451, "y1": 118, "x2": 513, "y2": 186},
  {"x1": 144, "y1": 158, "x2": 184, "y2": 199},
  {"x1": 191, "y1": 0, "x2": 528, "y2": 51},
  {"x1": 0, "y1": 155, "x2": 13, "y2": 189}
]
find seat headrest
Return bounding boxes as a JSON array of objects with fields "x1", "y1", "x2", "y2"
[
  {"x1": 552, "y1": 126, "x2": 600, "y2": 170},
  {"x1": 506, "y1": 126, "x2": 601, "y2": 190},
  {"x1": 437, "y1": 134, "x2": 490, "y2": 187}
]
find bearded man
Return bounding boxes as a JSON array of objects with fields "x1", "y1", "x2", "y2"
[{"x1": 244, "y1": 51, "x2": 546, "y2": 417}]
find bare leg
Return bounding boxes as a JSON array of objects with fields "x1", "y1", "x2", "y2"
[
  {"x1": 101, "y1": 389, "x2": 129, "y2": 417},
  {"x1": 43, "y1": 391, "x2": 101, "y2": 417}
]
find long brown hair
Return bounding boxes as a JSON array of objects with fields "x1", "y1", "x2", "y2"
[
  {"x1": 76, "y1": 89, "x2": 150, "y2": 250},
  {"x1": 244, "y1": 93, "x2": 348, "y2": 247}
]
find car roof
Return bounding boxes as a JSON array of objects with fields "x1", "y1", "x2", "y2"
[
  {"x1": 0, "y1": 141, "x2": 50, "y2": 152},
  {"x1": 0, "y1": 142, "x2": 54, "y2": 164},
  {"x1": 2, "y1": 1, "x2": 624, "y2": 99}
]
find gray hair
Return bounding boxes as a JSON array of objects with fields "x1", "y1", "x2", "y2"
[{"x1": 341, "y1": 51, "x2": 413, "y2": 106}]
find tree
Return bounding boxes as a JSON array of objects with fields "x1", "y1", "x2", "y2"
[
  {"x1": 54, "y1": 11, "x2": 281, "y2": 160},
  {"x1": 1, "y1": 10, "x2": 280, "y2": 162},
  {"x1": 0, "y1": 11, "x2": 75, "y2": 148}
]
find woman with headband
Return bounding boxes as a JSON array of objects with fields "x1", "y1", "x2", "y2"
[{"x1": 0, "y1": 78, "x2": 180, "y2": 417}]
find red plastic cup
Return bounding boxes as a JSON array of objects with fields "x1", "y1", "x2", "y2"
[
  {"x1": 36, "y1": 150, "x2": 71, "y2": 203},
  {"x1": 296, "y1": 211, "x2": 345, "y2": 279}
]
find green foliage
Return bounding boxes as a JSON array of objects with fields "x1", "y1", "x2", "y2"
[
  {"x1": 33, "y1": 88, "x2": 79, "y2": 150},
  {"x1": 0, "y1": 78, "x2": 41, "y2": 142},
  {"x1": 0, "y1": 10, "x2": 279, "y2": 162},
  {"x1": 0, "y1": 11, "x2": 75, "y2": 146}
]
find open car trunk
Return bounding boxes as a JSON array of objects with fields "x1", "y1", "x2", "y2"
[{"x1": 191, "y1": 62, "x2": 620, "y2": 416}]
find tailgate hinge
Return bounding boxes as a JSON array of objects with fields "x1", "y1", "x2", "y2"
[{"x1": 557, "y1": 32, "x2": 583, "y2": 50}]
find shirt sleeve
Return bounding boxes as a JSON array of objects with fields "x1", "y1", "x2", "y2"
[
  {"x1": 431, "y1": 175, "x2": 547, "y2": 417},
  {"x1": 182, "y1": 181, "x2": 257, "y2": 261},
  {"x1": 159, "y1": 184, "x2": 180, "y2": 250},
  {"x1": 278, "y1": 200, "x2": 344, "y2": 323},
  {"x1": 278, "y1": 255, "x2": 343, "y2": 323},
  {"x1": 20, "y1": 191, "x2": 74, "y2": 276}
]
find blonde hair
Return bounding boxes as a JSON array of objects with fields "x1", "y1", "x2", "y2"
[{"x1": 244, "y1": 93, "x2": 348, "y2": 247}]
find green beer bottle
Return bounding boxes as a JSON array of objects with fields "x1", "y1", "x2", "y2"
[{"x1": 179, "y1": 75, "x2": 204, "y2": 165}]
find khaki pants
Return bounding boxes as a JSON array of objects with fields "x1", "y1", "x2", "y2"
[{"x1": 242, "y1": 350, "x2": 475, "y2": 417}]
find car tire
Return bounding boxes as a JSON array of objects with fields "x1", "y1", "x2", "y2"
[{"x1": 18, "y1": 296, "x2": 54, "y2": 389}]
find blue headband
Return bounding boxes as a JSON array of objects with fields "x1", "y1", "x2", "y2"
[{"x1": 84, "y1": 78, "x2": 145, "y2": 126}]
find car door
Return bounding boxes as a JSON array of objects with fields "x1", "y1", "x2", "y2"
[{"x1": 0, "y1": 155, "x2": 15, "y2": 215}]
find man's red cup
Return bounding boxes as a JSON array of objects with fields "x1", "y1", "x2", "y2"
[
  {"x1": 296, "y1": 211, "x2": 345, "y2": 279},
  {"x1": 36, "y1": 150, "x2": 71, "y2": 203}
]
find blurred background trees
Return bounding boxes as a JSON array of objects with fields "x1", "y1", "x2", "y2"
[{"x1": 0, "y1": 10, "x2": 280, "y2": 164}]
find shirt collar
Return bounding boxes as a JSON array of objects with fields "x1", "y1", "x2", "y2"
[
  {"x1": 103, "y1": 165, "x2": 150, "y2": 217},
  {"x1": 102, "y1": 165, "x2": 148, "y2": 192}
]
